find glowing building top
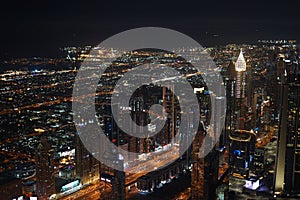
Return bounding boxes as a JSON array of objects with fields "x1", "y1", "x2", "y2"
[{"x1": 235, "y1": 49, "x2": 247, "y2": 72}]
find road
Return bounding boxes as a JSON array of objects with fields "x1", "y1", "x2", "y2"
[
  {"x1": 125, "y1": 146, "x2": 179, "y2": 173},
  {"x1": 59, "y1": 181, "x2": 107, "y2": 200},
  {"x1": 256, "y1": 126, "x2": 274, "y2": 148},
  {"x1": 58, "y1": 146, "x2": 180, "y2": 199}
]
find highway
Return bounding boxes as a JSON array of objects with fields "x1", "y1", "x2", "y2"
[
  {"x1": 125, "y1": 146, "x2": 179, "y2": 175},
  {"x1": 59, "y1": 181, "x2": 107, "y2": 200},
  {"x1": 58, "y1": 146, "x2": 180, "y2": 199}
]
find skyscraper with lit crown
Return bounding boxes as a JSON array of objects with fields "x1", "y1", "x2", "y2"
[
  {"x1": 235, "y1": 49, "x2": 247, "y2": 100},
  {"x1": 234, "y1": 49, "x2": 248, "y2": 129}
]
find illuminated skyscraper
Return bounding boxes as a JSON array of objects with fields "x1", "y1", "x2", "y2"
[
  {"x1": 223, "y1": 61, "x2": 236, "y2": 147},
  {"x1": 235, "y1": 49, "x2": 247, "y2": 100},
  {"x1": 36, "y1": 137, "x2": 55, "y2": 199},
  {"x1": 234, "y1": 49, "x2": 248, "y2": 130},
  {"x1": 274, "y1": 76, "x2": 300, "y2": 196}
]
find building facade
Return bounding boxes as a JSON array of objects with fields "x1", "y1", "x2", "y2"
[
  {"x1": 229, "y1": 130, "x2": 255, "y2": 179},
  {"x1": 191, "y1": 129, "x2": 218, "y2": 200},
  {"x1": 36, "y1": 137, "x2": 55, "y2": 199},
  {"x1": 274, "y1": 77, "x2": 300, "y2": 196},
  {"x1": 75, "y1": 134, "x2": 100, "y2": 185}
]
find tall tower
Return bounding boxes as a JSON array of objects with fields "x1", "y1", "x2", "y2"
[
  {"x1": 235, "y1": 49, "x2": 247, "y2": 100},
  {"x1": 191, "y1": 126, "x2": 218, "y2": 200},
  {"x1": 75, "y1": 133, "x2": 100, "y2": 185},
  {"x1": 162, "y1": 85, "x2": 177, "y2": 145},
  {"x1": 274, "y1": 76, "x2": 300, "y2": 196},
  {"x1": 36, "y1": 137, "x2": 55, "y2": 199},
  {"x1": 235, "y1": 49, "x2": 248, "y2": 129},
  {"x1": 111, "y1": 159, "x2": 126, "y2": 200},
  {"x1": 128, "y1": 96, "x2": 146, "y2": 159},
  {"x1": 191, "y1": 129, "x2": 205, "y2": 199},
  {"x1": 223, "y1": 61, "x2": 236, "y2": 147},
  {"x1": 102, "y1": 103, "x2": 120, "y2": 144},
  {"x1": 101, "y1": 151, "x2": 126, "y2": 200}
]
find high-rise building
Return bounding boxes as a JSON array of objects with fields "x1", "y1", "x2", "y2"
[
  {"x1": 253, "y1": 148, "x2": 265, "y2": 173},
  {"x1": 234, "y1": 49, "x2": 248, "y2": 130},
  {"x1": 162, "y1": 85, "x2": 177, "y2": 145},
  {"x1": 75, "y1": 134, "x2": 100, "y2": 185},
  {"x1": 235, "y1": 49, "x2": 247, "y2": 100},
  {"x1": 229, "y1": 130, "x2": 255, "y2": 179},
  {"x1": 277, "y1": 57, "x2": 286, "y2": 81},
  {"x1": 191, "y1": 127, "x2": 218, "y2": 200},
  {"x1": 112, "y1": 168, "x2": 126, "y2": 200},
  {"x1": 36, "y1": 137, "x2": 55, "y2": 199},
  {"x1": 191, "y1": 128, "x2": 205, "y2": 199},
  {"x1": 223, "y1": 61, "x2": 236, "y2": 147},
  {"x1": 223, "y1": 50, "x2": 249, "y2": 132},
  {"x1": 97, "y1": 101, "x2": 127, "y2": 200},
  {"x1": 102, "y1": 103, "x2": 121, "y2": 144},
  {"x1": 274, "y1": 76, "x2": 300, "y2": 196},
  {"x1": 100, "y1": 151, "x2": 126, "y2": 200},
  {"x1": 128, "y1": 96, "x2": 146, "y2": 159}
]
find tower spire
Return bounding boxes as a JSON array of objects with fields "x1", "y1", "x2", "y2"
[{"x1": 235, "y1": 49, "x2": 246, "y2": 72}]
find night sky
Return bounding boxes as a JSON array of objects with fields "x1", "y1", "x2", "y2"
[{"x1": 0, "y1": 0, "x2": 299, "y2": 57}]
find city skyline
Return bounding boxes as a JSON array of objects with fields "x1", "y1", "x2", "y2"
[
  {"x1": 0, "y1": 42, "x2": 299, "y2": 199},
  {"x1": 0, "y1": 1, "x2": 300, "y2": 199}
]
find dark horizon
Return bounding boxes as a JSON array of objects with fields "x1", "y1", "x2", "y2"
[{"x1": 0, "y1": 0, "x2": 299, "y2": 58}]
